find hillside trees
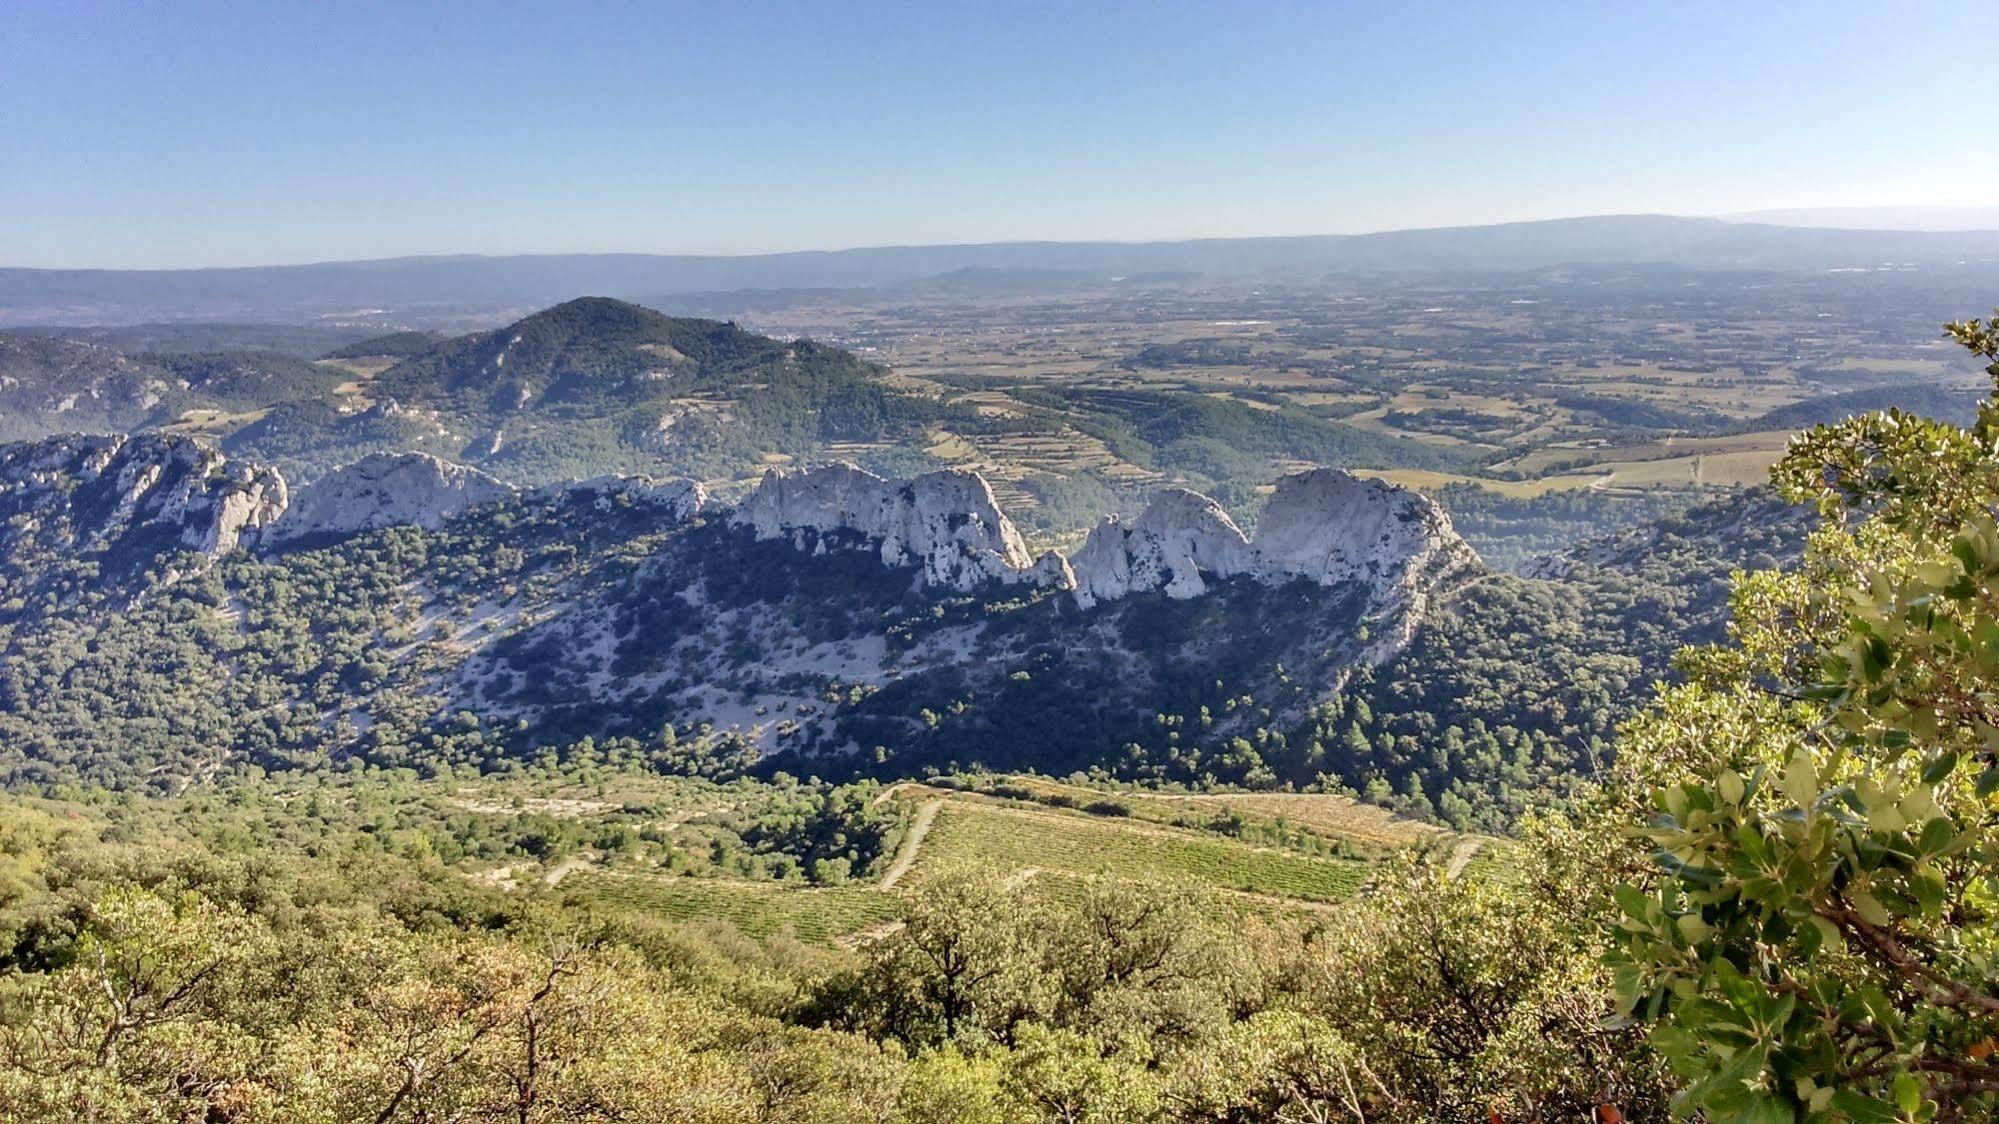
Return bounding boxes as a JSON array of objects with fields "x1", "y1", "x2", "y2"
[{"x1": 811, "y1": 854, "x2": 1673, "y2": 1122}]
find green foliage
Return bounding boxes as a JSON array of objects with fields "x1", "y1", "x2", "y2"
[
  {"x1": 319, "y1": 330, "x2": 447, "y2": 360},
  {"x1": 1058, "y1": 386, "x2": 1462, "y2": 474},
  {"x1": 567, "y1": 875, "x2": 900, "y2": 944},
  {"x1": 142, "y1": 351, "x2": 346, "y2": 411},
  {"x1": 1750, "y1": 384, "x2": 1983, "y2": 434},
  {"x1": 731, "y1": 780, "x2": 908, "y2": 880},
  {"x1": 0, "y1": 334, "x2": 346, "y2": 441},
  {"x1": 335, "y1": 297, "x2": 972, "y2": 484},
  {"x1": 0, "y1": 780, "x2": 1669, "y2": 1123},
  {"x1": 812, "y1": 848, "x2": 1670, "y2": 1121},
  {"x1": 1434, "y1": 482, "x2": 1696, "y2": 572},
  {"x1": 1609, "y1": 310, "x2": 1999, "y2": 1121}
]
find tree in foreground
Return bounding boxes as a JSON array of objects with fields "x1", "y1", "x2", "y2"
[{"x1": 1610, "y1": 312, "x2": 1999, "y2": 1121}]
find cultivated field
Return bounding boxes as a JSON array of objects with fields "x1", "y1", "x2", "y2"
[
  {"x1": 566, "y1": 873, "x2": 900, "y2": 944},
  {"x1": 553, "y1": 777, "x2": 1481, "y2": 945},
  {"x1": 703, "y1": 272, "x2": 1980, "y2": 527},
  {"x1": 897, "y1": 800, "x2": 1369, "y2": 903}
]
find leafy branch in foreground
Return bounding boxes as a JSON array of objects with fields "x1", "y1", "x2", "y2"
[{"x1": 1610, "y1": 310, "x2": 1999, "y2": 1122}]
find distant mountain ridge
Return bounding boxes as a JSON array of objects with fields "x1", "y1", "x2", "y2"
[
  {"x1": 10, "y1": 214, "x2": 1999, "y2": 325},
  {"x1": 1723, "y1": 205, "x2": 1999, "y2": 232}
]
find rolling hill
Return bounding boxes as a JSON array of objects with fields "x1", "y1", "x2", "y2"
[
  {"x1": 0, "y1": 332, "x2": 345, "y2": 442},
  {"x1": 0, "y1": 297, "x2": 1468, "y2": 514},
  {"x1": 234, "y1": 296, "x2": 970, "y2": 483}
]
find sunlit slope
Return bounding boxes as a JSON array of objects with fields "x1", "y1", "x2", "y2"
[{"x1": 561, "y1": 777, "x2": 1493, "y2": 945}]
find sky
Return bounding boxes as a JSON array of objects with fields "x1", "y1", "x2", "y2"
[{"x1": 3, "y1": 0, "x2": 1995, "y2": 269}]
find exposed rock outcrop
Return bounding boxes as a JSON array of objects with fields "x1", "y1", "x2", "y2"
[
  {"x1": 1070, "y1": 468, "x2": 1478, "y2": 620},
  {"x1": 1069, "y1": 489, "x2": 1253, "y2": 607},
  {"x1": 266, "y1": 452, "x2": 514, "y2": 547},
  {"x1": 731, "y1": 462, "x2": 1069, "y2": 592},
  {"x1": 1024, "y1": 549, "x2": 1077, "y2": 590},
  {"x1": 540, "y1": 474, "x2": 708, "y2": 520},
  {"x1": 0, "y1": 432, "x2": 288, "y2": 560},
  {"x1": 726, "y1": 462, "x2": 1474, "y2": 614},
  {"x1": 1253, "y1": 467, "x2": 1475, "y2": 591}
]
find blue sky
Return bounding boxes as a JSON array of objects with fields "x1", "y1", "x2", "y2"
[{"x1": 3, "y1": 0, "x2": 1994, "y2": 268}]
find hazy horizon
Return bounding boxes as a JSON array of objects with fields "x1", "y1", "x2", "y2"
[
  {"x1": 5, "y1": 0, "x2": 1996, "y2": 270},
  {"x1": 0, "y1": 206, "x2": 1995, "y2": 275}
]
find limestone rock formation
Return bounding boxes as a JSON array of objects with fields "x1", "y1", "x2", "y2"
[
  {"x1": 1069, "y1": 488, "x2": 1253, "y2": 608},
  {"x1": 1024, "y1": 549, "x2": 1077, "y2": 590},
  {"x1": 541, "y1": 474, "x2": 708, "y2": 521},
  {"x1": 192, "y1": 470, "x2": 291, "y2": 554},
  {"x1": 734, "y1": 462, "x2": 891, "y2": 542},
  {"x1": 731, "y1": 462, "x2": 1066, "y2": 592},
  {"x1": 724, "y1": 462, "x2": 1472, "y2": 613},
  {"x1": 266, "y1": 452, "x2": 514, "y2": 547},
  {"x1": 1070, "y1": 468, "x2": 1477, "y2": 615},
  {"x1": 0, "y1": 432, "x2": 289, "y2": 560},
  {"x1": 1252, "y1": 468, "x2": 1475, "y2": 591}
]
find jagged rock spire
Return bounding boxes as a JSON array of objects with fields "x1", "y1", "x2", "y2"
[
  {"x1": 0, "y1": 432, "x2": 288, "y2": 560},
  {"x1": 1069, "y1": 467, "x2": 1477, "y2": 609},
  {"x1": 730, "y1": 462, "x2": 1072, "y2": 592}
]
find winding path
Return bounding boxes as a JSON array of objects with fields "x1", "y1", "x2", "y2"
[
  {"x1": 877, "y1": 798, "x2": 941, "y2": 890},
  {"x1": 544, "y1": 855, "x2": 591, "y2": 885},
  {"x1": 1444, "y1": 837, "x2": 1484, "y2": 880}
]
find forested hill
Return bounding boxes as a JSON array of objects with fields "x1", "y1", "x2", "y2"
[
  {"x1": 1523, "y1": 486, "x2": 1814, "y2": 581},
  {"x1": 0, "y1": 298, "x2": 971, "y2": 487},
  {"x1": 226, "y1": 297, "x2": 970, "y2": 484},
  {"x1": 319, "y1": 329, "x2": 447, "y2": 360},
  {"x1": 368, "y1": 296, "x2": 783, "y2": 400},
  {"x1": 0, "y1": 431, "x2": 1812, "y2": 832},
  {"x1": 1309, "y1": 485, "x2": 1813, "y2": 826},
  {"x1": 0, "y1": 332, "x2": 343, "y2": 442}
]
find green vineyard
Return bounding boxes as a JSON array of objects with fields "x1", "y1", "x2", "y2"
[
  {"x1": 901, "y1": 799, "x2": 1372, "y2": 903},
  {"x1": 552, "y1": 782, "x2": 1437, "y2": 947},
  {"x1": 565, "y1": 872, "x2": 900, "y2": 944}
]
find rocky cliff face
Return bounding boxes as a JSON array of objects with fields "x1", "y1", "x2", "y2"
[
  {"x1": 1252, "y1": 467, "x2": 1477, "y2": 595},
  {"x1": 724, "y1": 463, "x2": 1473, "y2": 617},
  {"x1": 0, "y1": 433, "x2": 1504, "y2": 787},
  {"x1": 1070, "y1": 468, "x2": 1478, "y2": 622},
  {"x1": 466, "y1": 464, "x2": 1476, "y2": 768},
  {"x1": 265, "y1": 452, "x2": 515, "y2": 546},
  {"x1": 731, "y1": 463, "x2": 1072, "y2": 592},
  {"x1": 262, "y1": 451, "x2": 712, "y2": 550},
  {"x1": 0, "y1": 433, "x2": 715, "y2": 568},
  {"x1": 0, "y1": 432, "x2": 288, "y2": 561},
  {"x1": 1069, "y1": 488, "x2": 1254, "y2": 607},
  {"x1": 538, "y1": 474, "x2": 708, "y2": 521}
]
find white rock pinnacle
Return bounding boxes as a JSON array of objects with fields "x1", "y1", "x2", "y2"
[{"x1": 731, "y1": 462, "x2": 1066, "y2": 592}]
